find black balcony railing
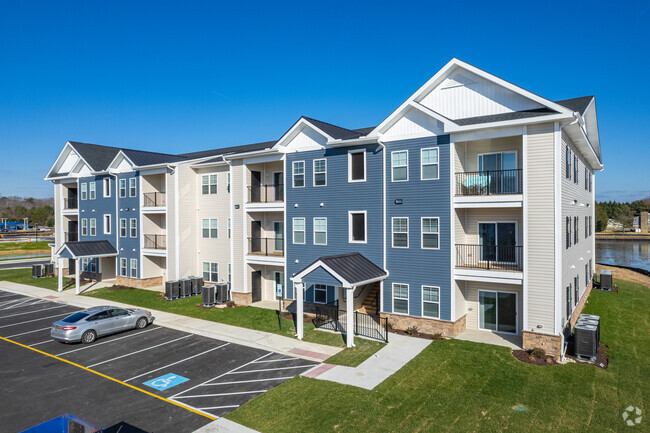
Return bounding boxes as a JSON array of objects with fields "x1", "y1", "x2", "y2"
[
  {"x1": 247, "y1": 185, "x2": 284, "y2": 203},
  {"x1": 248, "y1": 237, "x2": 284, "y2": 256},
  {"x1": 456, "y1": 244, "x2": 523, "y2": 271},
  {"x1": 455, "y1": 169, "x2": 522, "y2": 196},
  {"x1": 65, "y1": 232, "x2": 78, "y2": 242},
  {"x1": 143, "y1": 192, "x2": 166, "y2": 207},
  {"x1": 144, "y1": 234, "x2": 166, "y2": 250},
  {"x1": 63, "y1": 198, "x2": 78, "y2": 210}
]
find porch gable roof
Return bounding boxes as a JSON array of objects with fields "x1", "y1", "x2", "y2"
[
  {"x1": 56, "y1": 240, "x2": 118, "y2": 259},
  {"x1": 292, "y1": 252, "x2": 387, "y2": 288}
]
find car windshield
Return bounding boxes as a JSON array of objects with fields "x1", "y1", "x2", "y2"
[{"x1": 62, "y1": 312, "x2": 89, "y2": 323}]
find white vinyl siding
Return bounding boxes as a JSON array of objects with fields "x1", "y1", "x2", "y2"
[
  {"x1": 293, "y1": 218, "x2": 305, "y2": 244},
  {"x1": 313, "y1": 159, "x2": 326, "y2": 186},
  {"x1": 421, "y1": 147, "x2": 439, "y2": 180},
  {"x1": 392, "y1": 217, "x2": 408, "y2": 248},
  {"x1": 292, "y1": 161, "x2": 305, "y2": 188},
  {"x1": 392, "y1": 283, "x2": 409, "y2": 314},
  {"x1": 313, "y1": 217, "x2": 327, "y2": 245},
  {"x1": 391, "y1": 150, "x2": 408, "y2": 182},
  {"x1": 422, "y1": 286, "x2": 440, "y2": 318}
]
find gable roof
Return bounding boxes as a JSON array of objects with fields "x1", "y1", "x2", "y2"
[
  {"x1": 180, "y1": 140, "x2": 277, "y2": 159},
  {"x1": 67, "y1": 141, "x2": 122, "y2": 172},
  {"x1": 56, "y1": 240, "x2": 118, "y2": 259},
  {"x1": 555, "y1": 96, "x2": 594, "y2": 116},
  {"x1": 293, "y1": 252, "x2": 387, "y2": 287},
  {"x1": 301, "y1": 117, "x2": 366, "y2": 140}
]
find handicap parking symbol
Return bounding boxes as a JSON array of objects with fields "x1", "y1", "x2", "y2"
[{"x1": 143, "y1": 373, "x2": 189, "y2": 391}]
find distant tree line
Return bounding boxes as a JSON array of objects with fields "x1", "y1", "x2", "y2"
[
  {"x1": 595, "y1": 198, "x2": 650, "y2": 231},
  {"x1": 0, "y1": 196, "x2": 54, "y2": 227}
]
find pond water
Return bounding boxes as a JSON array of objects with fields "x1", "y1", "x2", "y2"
[
  {"x1": 0, "y1": 254, "x2": 50, "y2": 261},
  {"x1": 596, "y1": 240, "x2": 650, "y2": 272}
]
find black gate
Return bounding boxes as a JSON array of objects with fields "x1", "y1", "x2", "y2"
[{"x1": 314, "y1": 302, "x2": 388, "y2": 343}]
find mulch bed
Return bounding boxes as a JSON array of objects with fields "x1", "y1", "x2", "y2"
[
  {"x1": 568, "y1": 344, "x2": 609, "y2": 369},
  {"x1": 107, "y1": 285, "x2": 136, "y2": 290},
  {"x1": 512, "y1": 350, "x2": 559, "y2": 366},
  {"x1": 281, "y1": 311, "x2": 313, "y2": 323},
  {"x1": 389, "y1": 329, "x2": 445, "y2": 340}
]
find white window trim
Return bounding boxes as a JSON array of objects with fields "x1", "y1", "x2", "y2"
[
  {"x1": 228, "y1": 218, "x2": 231, "y2": 239},
  {"x1": 391, "y1": 217, "x2": 409, "y2": 248},
  {"x1": 201, "y1": 174, "x2": 218, "y2": 195},
  {"x1": 292, "y1": 217, "x2": 305, "y2": 244},
  {"x1": 130, "y1": 258, "x2": 137, "y2": 278},
  {"x1": 313, "y1": 217, "x2": 327, "y2": 245},
  {"x1": 89, "y1": 182, "x2": 96, "y2": 200},
  {"x1": 129, "y1": 218, "x2": 137, "y2": 238},
  {"x1": 210, "y1": 218, "x2": 218, "y2": 239},
  {"x1": 103, "y1": 214, "x2": 111, "y2": 235},
  {"x1": 313, "y1": 159, "x2": 327, "y2": 187},
  {"x1": 348, "y1": 210, "x2": 367, "y2": 244},
  {"x1": 81, "y1": 218, "x2": 88, "y2": 236},
  {"x1": 89, "y1": 218, "x2": 96, "y2": 236},
  {"x1": 421, "y1": 217, "x2": 440, "y2": 250},
  {"x1": 292, "y1": 161, "x2": 305, "y2": 188},
  {"x1": 348, "y1": 150, "x2": 366, "y2": 183},
  {"x1": 129, "y1": 178, "x2": 137, "y2": 197},
  {"x1": 103, "y1": 178, "x2": 111, "y2": 197},
  {"x1": 391, "y1": 150, "x2": 409, "y2": 182},
  {"x1": 477, "y1": 150, "x2": 518, "y2": 172},
  {"x1": 421, "y1": 285, "x2": 440, "y2": 319},
  {"x1": 119, "y1": 179, "x2": 126, "y2": 198},
  {"x1": 478, "y1": 289, "x2": 519, "y2": 335},
  {"x1": 80, "y1": 183, "x2": 87, "y2": 200},
  {"x1": 477, "y1": 220, "x2": 519, "y2": 264},
  {"x1": 392, "y1": 283, "x2": 409, "y2": 315},
  {"x1": 119, "y1": 218, "x2": 126, "y2": 238},
  {"x1": 313, "y1": 284, "x2": 329, "y2": 304},
  {"x1": 119, "y1": 258, "x2": 127, "y2": 277},
  {"x1": 421, "y1": 147, "x2": 440, "y2": 181}
]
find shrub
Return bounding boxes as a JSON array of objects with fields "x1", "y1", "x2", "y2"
[
  {"x1": 225, "y1": 300, "x2": 236, "y2": 308},
  {"x1": 432, "y1": 332, "x2": 445, "y2": 340},
  {"x1": 531, "y1": 348, "x2": 546, "y2": 359},
  {"x1": 387, "y1": 322, "x2": 394, "y2": 331},
  {"x1": 406, "y1": 326, "x2": 419, "y2": 335},
  {"x1": 313, "y1": 316, "x2": 326, "y2": 327}
]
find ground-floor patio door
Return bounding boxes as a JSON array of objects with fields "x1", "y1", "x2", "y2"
[
  {"x1": 478, "y1": 290, "x2": 517, "y2": 334},
  {"x1": 252, "y1": 270, "x2": 262, "y2": 302}
]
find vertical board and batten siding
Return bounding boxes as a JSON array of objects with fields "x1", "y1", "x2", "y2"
[
  {"x1": 285, "y1": 143, "x2": 383, "y2": 302},
  {"x1": 525, "y1": 123, "x2": 556, "y2": 332},
  {"x1": 384, "y1": 135, "x2": 452, "y2": 320},
  {"x1": 560, "y1": 132, "x2": 595, "y2": 324}
]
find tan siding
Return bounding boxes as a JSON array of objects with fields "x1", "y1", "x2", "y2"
[
  {"x1": 465, "y1": 281, "x2": 523, "y2": 332},
  {"x1": 166, "y1": 171, "x2": 178, "y2": 280},
  {"x1": 455, "y1": 135, "x2": 522, "y2": 173},
  {"x1": 460, "y1": 208, "x2": 523, "y2": 245},
  {"x1": 231, "y1": 161, "x2": 246, "y2": 293}
]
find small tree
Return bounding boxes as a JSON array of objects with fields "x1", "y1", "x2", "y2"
[
  {"x1": 615, "y1": 204, "x2": 635, "y2": 231},
  {"x1": 595, "y1": 202, "x2": 608, "y2": 232}
]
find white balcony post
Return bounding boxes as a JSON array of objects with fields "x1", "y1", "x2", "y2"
[
  {"x1": 75, "y1": 258, "x2": 80, "y2": 294},
  {"x1": 346, "y1": 286, "x2": 355, "y2": 347},
  {"x1": 57, "y1": 256, "x2": 63, "y2": 292},
  {"x1": 296, "y1": 281, "x2": 304, "y2": 340}
]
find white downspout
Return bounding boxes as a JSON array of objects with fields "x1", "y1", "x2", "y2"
[{"x1": 378, "y1": 139, "x2": 387, "y2": 315}]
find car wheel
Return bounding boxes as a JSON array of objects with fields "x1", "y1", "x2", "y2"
[
  {"x1": 81, "y1": 330, "x2": 97, "y2": 344},
  {"x1": 136, "y1": 317, "x2": 148, "y2": 329}
]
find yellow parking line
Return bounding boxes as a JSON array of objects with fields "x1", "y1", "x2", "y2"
[{"x1": 0, "y1": 335, "x2": 217, "y2": 421}]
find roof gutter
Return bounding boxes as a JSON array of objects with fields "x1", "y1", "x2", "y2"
[
  {"x1": 327, "y1": 136, "x2": 378, "y2": 147},
  {"x1": 222, "y1": 148, "x2": 278, "y2": 160}
]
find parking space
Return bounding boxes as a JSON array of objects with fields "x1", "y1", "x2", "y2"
[{"x1": 0, "y1": 289, "x2": 320, "y2": 431}]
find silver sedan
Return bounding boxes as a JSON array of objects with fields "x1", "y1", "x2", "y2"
[{"x1": 51, "y1": 305, "x2": 155, "y2": 344}]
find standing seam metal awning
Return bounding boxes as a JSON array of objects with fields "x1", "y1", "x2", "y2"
[
  {"x1": 55, "y1": 240, "x2": 118, "y2": 260},
  {"x1": 291, "y1": 252, "x2": 388, "y2": 288}
]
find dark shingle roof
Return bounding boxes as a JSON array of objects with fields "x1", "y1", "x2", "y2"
[
  {"x1": 298, "y1": 252, "x2": 387, "y2": 285},
  {"x1": 302, "y1": 117, "x2": 366, "y2": 140},
  {"x1": 555, "y1": 96, "x2": 594, "y2": 115},
  {"x1": 352, "y1": 126, "x2": 376, "y2": 136},
  {"x1": 179, "y1": 140, "x2": 277, "y2": 159},
  {"x1": 68, "y1": 141, "x2": 122, "y2": 171},
  {"x1": 452, "y1": 108, "x2": 557, "y2": 126},
  {"x1": 63, "y1": 240, "x2": 117, "y2": 258},
  {"x1": 122, "y1": 149, "x2": 187, "y2": 166}
]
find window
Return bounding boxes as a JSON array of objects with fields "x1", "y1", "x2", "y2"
[
  {"x1": 120, "y1": 258, "x2": 127, "y2": 277},
  {"x1": 421, "y1": 148, "x2": 439, "y2": 180},
  {"x1": 589, "y1": 172, "x2": 592, "y2": 192},
  {"x1": 103, "y1": 178, "x2": 111, "y2": 197},
  {"x1": 292, "y1": 161, "x2": 305, "y2": 188},
  {"x1": 130, "y1": 259, "x2": 137, "y2": 278},
  {"x1": 566, "y1": 217, "x2": 571, "y2": 249},
  {"x1": 392, "y1": 217, "x2": 408, "y2": 248},
  {"x1": 391, "y1": 151, "x2": 408, "y2": 181},
  {"x1": 202, "y1": 174, "x2": 217, "y2": 194},
  {"x1": 119, "y1": 219, "x2": 126, "y2": 237},
  {"x1": 202, "y1": 218, "x2": 218, "y2": 238},
  {"x1": 313, "y1": 159, "x2": 326, "y2": 186},
  {"x1": 130, "y1": 218, "x2": 137, "y2": 238},
  {"x1": 293, "y1": 218, "x2": 305, "y2": 244},
  {"x1": 81, "y1": 218, "x2": 88, "y2": 236},
  {"x1": 81, "y1": 258, "x2": 97, "y2": 273},
  {"x1": 227, "y1": 172, "x2": 230, "y2": 191},
  {"x1": 228, "y1": 264, "x2": 231, "y2": 284},
  {"x1": 89, "y1": 218, "x2": 96, "y2": 236},
  {"x1": 80, "y1": 183, "x2": 87, "y2": 200},
  {"x1": 574, "y1": 216, "x2": 578, "y2": 244},
  {"x1": 103, "y1": 214, "x2": 111, "y2": 235},
  {"x1": 585, "y1": 168, "x2": 589, "y2": 191},
  {"x1": 589, "y1": 259, "x2": 593, "y2": 280},
  {"x1": 129, "y1": 178, "x2": 137, "y2": 197},
  {"x1": 422, "y1": 286, "x2": 440, "y2": 318},
  {"x1": 589, "y1": 216, "x2": 592, "y2": 236},
  {"x1": 565, "y1": 147, "x2": 571, "y2": 180},
  {"x1": 573, "y1": 154, "x2": 578, "y2": 184},
  {"x1": 349, "y1": 211, "x2": 366, "y2": 243},
  {"x1": 203, "y1": 262, "x2": 218, "y2": 282},
  {"x1": 393, "y1": 283, "x2": 409, "y2": 314},
  {"x1": 228, "y1": 218, "x2": 231, "y2": 238},
  {"x1": 566, "y1": 286, "x2": 571, "y2": 320},
  {"x1": 313, "y1": 218, "x2": 327, "y2": 245},
  {"x1": 422, "y1": 217, "x2": 439, "y2": 249},
  {"x1": 585, "y1": 264, "x2": 589, "y2": 291},
  {"x1": 574, "y1": 276, "x2": 579, "y2": 306},
  {"x1": 119, "y1": 179, "x2": 126, "y2": 198},
  {"x1": 314, "y1": 284, "x2": 328, "y2": 304},
  {"x1": 585, "y1": 216, "x2": 589, "y2": 238},
  {"x1": 348, "y1": 151, "x2": 365, "y2": 182},
  {"x1": 210, "y1": 219, "x2": 218, "y2": 238},
  {"x1": 89, "y1": 182, "x2": 96, "y2": 200}
]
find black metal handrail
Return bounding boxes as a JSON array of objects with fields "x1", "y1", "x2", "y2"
[
  {"x1": 247, "y1": 237, "x2": 284, "y2": 256},
  {"x1": 63, "y1": 198, "x2": 78, "y2": 210},
  {"x1": 455, "y1": 169, "x2": 522, "y2": 196},
  {"x1": 65, "y1": 232, "x2": 78, "y2": 242},
  {"x1": 143, "y1": 192, "x2": 166, "y2": 207},
  {"x1": 247, "y1": 185, "x2": 284, "y2": 203},
  {"x1": 144, "y1": 234, "x2": 166, "y2": 249},
  {"x1": 456, "y1": 244, "x2": 523, "y2": 271}
]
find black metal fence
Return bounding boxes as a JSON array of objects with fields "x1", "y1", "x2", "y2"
[
  {"x1": 144, "y1": 234, "x2": 166, "y2": 249},
  {"x1": 65, "y1": 232, "x2": 78, "y2": 242},
  {"x1": 248, "y1": 237, "x2": 284, "y2": 256},
  {"x1": 63, "y1": 198, "x2": 78, "y2": 209},
  {"x1": 247, "y1": 185, "x2": 284, "y2": 203},
  {"x1": 455, "y1": 244, "x2": 523, "y2": 271},
  {"x1": 143, "y1": 192, "x2": 166, "y2": 207},
  {"x1": 455, "y1": 169, "x2": 522, "y2": 196},
  {"x1": 313, "y1": 303, "x2": 388, "y2": 343}
]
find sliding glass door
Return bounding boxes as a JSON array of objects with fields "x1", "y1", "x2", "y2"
[
  {"x1": 479, "y1": 222, "x2": 517, "y2": 263},
  {"x1": 479, "y1": 290, "x2": 517, "y2": 334},
  {"x1": 478, "y1": 152, "x2": 518, "y2": 193}
]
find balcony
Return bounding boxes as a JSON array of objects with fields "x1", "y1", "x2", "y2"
[
  {"x1": 246, "y1": 237, "x2": 284, "y2": 265},
  {"x1": 454, "y1": 169, "x2": 523, "y2": 208},
  {"x1": 63, "y1": 198, "x2": 78, "y2": 210},
  {"x1": 143, "y1": 192, "x2": 166, "y2": 208},
  {"x1": 65, "y1": 232, "x2": 78, "y2": 242},
  {"x1": 456, "y1": 244, "x2": 523, "y2": 272},
  {"x1": 144, "y1": 234, "x2": 166, "y2": 250},
  {"x1": 247, "y1": 185, "x2": 284, "y2": 204}
]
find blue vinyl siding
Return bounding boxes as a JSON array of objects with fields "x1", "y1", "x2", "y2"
[
  {"x1": 116, "y1": 172, "x2": 140, "y2": 278},
  {"x1": 286, "y1": 143, "x2": 383, "y2": 299},
  {"x1": 78, "y1": 175, "x2": 116, "y2": 244},
  {"x1": 384, "y1": 135, "x2": 452, "y2": 320},
  {"x1": 300, "y1": 266, "x2": 342, "y2": 303}
]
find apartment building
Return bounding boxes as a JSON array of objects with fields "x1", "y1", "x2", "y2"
[{"x1": 46, "y1": 58, "x2": 602, "y2": 355}]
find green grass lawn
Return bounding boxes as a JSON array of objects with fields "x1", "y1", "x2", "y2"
[
  {"x1": 0, "y1": 268, "x2": 63, "y2": 291},
  {"x1": 227, "y1": 278, "x2": 649, "y2": 432},
  {"x1": 0, "y1": 241, "x2": 51, "y2": 252},
  {"x1": 81, "y1": 286, "x2": 384, "y2": 366}
]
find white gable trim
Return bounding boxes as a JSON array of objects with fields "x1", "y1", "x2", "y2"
[
  {"x1": 291, "y1": 261, "x2": 352, "y2": 288},
  {"x1": 45, "y1": 142, "x2": 94, "y2": 181},
  {"x1": 273, "y1": 118, "x2": 335, "y2": 152},
  {"x1": 107, "y1": 151, "x2": 136, "y2": 173}
]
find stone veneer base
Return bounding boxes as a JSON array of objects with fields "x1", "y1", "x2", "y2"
[
  {"x1": 232, "y1": 292, "x2": 252, "y2": 306},
  {"x1": 115, "y1": 276, "x2": 162, "y2": 290},
  {"x1": 380, "y1": 312, "x2": 467, "y2": 338}
]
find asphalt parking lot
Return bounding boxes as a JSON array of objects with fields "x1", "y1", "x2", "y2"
[{"x1": 0, "y1": 290, "x2": 319, "y2": 432}]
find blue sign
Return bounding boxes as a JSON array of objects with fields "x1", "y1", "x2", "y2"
[{"x1": 143, "y1": 373, "x2": 189, "y2": 391}]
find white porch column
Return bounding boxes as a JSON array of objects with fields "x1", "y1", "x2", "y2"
[
  {"x1": 346, "y1": 286, "x2": 355, "y2": 347},
  {"x1": 75, "y1": 258, "x2": 80, "y2": 294},
  {"x1": 296, "y1": 281, "x2": 304, "y2": 340},
  {"x1": 57, "y1": 256, "x2": 63, "y2": 292}
]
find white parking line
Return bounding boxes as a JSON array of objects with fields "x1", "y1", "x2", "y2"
[
  {"x1": 253, "y1": 358, "x2": 298, "y2": 363},
  {"x1": 124, "y1": 342, "x2": 230, "y2": 382},
  {"x1": 196, "y1": 405, "x2": 240, "y2": 411},
  {"x1": 5, "y1": 327, "x2": 51, "y2": 338},
  {"x1": 175, "y1": 390, "x2": 266, "y2": 399},
  {"x1": 228, "y1": 364, "x2": 317, "y2": 374},
  {"x1": 28, "y1": 340, "x2": 53, "y2": 347},
  {"x1": 0, "y1": 305, "x2": 70, "y2": 319},
  {"x1": 0, "y1": 293, "x2": 21, "y2": 299},
  {"x1": 0, "y1": 313, "x2": 69, "y2": 329},
  {"x1": 198, "y1": 377, "x2": 294, "y2": 386},
  {"x1": 0, "y1": 299, "x2": 47, "y2": 310},
  {"x1": 0, "y1": 298, "x2": 30, "y2": 308},
  {"x1": 87, "y1": 334, "x2": 193, "y2": 368},
  {"x1": 56, "y1": 326, "x2": 162, "y2": 356}
]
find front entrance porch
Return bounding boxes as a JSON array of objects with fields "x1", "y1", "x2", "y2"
[{"x1": 55, "y1": 240, "x2": 118, "y2": 294}]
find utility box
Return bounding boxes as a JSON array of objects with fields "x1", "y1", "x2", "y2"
[
  {"x1": 32, "y1": 264, "x2": 43, "y2": 278},
  {"x1": 202, "y1": 285, "x2": 216, "y2": 306},
  {"x1": 190, "y1": 277, "x2": 203, "y2": 296},
  {"x1": 574, "y1": 322, "x2": 599, "y2": 362},
  {"x1": 600, "y1": 270, "x2": 612, "y2": 291},
  {"x1": 215, "y1": 282, "x2": 230, "y2": 304},
  {"x1": 180, "y1": 279, "x2": 192, "y2": 297},
  {"x1": 165, "y1": 280, "x2": 180, "y2": 300}
]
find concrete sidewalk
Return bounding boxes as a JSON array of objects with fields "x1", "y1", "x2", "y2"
[
  {"x1": 0, "y1": 281, "x2": 341, "y2": 363},
  {"x1": 302, "y1": 332, "x2": 431, "y2": 390}
]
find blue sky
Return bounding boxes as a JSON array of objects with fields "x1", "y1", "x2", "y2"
[{"x1": 0, "y1": 0, "x2": 648, "y2": 201}]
